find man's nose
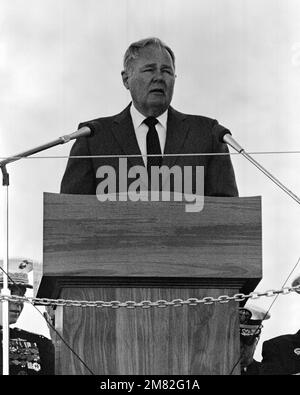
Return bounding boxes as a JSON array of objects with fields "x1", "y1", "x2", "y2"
[{"x1": 152, "y1": 70, "x2": 165, "y2": 81}]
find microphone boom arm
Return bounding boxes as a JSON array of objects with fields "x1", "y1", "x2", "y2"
[
  {"x1": 0, "y1": 126, "x2": 91, "y2": 169},
  {"x1": 224, "y1": 133, "x2": 300, "y2": 206}
]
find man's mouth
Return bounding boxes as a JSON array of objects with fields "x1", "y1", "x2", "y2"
[{"x1": 149, "y1": 88, "x2": 165, "y2": 95}]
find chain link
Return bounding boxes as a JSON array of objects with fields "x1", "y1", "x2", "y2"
[{"x1": 1, "y1": 285, "x2": 299, "y2": 309}]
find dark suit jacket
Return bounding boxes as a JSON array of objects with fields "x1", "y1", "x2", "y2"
[
  {"x1": 241, "y1": 359, "x2": 262, "y2": 375},
  {"x1": 260, "y1": 330, "x2": 300, "y2": 375},
  {"x1": 60, "y1": 104, "x2": 238, "y2": 196}
]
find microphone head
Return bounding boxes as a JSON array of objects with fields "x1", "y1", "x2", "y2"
[
  {"x1": 212, "y1": 123, "x2": 232, "y2": 143},
  {"x1": 79, "y1": 121, "x2": 98, "y2": 137},
  {"x1": 67, "y1": 121, "x2": 98, "y2": 141}
]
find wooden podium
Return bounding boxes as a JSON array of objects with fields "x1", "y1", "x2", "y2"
[{"x1": 37, "y1": 193, "x2": 262, "y2": 375}]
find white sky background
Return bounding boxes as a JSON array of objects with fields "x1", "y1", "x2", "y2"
[{"x1": 0, "y1": 0, "x2": 300, "y2": 362}]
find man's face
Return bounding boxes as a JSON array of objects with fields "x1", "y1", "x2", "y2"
[
  {"x1": 0, "y1": 285, "x2": 25, "y2": 326},
  {"x1": 122, "y1": 45, "x2": 176, "y2": 117},
  {"x1": 240, "y1": 336, "x2": 258, "y2": 368}
]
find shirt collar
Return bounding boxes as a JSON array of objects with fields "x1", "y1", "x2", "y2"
[{"x1": 130, "y1": 103, "x2": 168, "y2": 130}]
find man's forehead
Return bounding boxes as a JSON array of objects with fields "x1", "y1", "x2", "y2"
[{"x1": 134, "y1": 45, "x2": 173, "y2": 66}]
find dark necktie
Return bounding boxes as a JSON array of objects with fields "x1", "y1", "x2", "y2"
[{"x1": 144, "y1": 117, "x2": 162, "y2": 175}]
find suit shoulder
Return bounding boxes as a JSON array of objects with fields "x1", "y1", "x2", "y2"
[
  {"x1": 264, "y1": 333, "x2": 298, "y2": 346},
  {"x1": 187, "y1": 114, "x2": 218, "y2": 128},
  {"x1": 78, "y1": 113, "x2": 118, "y2": 128},
  {"x1": 172, "y1": 108, "x2": 217, "y2": 125},
  {"x1": 186, "y1": 113, "x2": 216, "y2": 124},
  {"x1": 170, "y1": 108, "x2": 217, "y2": 123},
  {"x1": 78, "y1": 106, "x2": 130, "y2": 129}
]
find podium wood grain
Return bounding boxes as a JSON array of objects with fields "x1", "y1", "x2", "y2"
[
  {"x1": 42, "y1": 193, "x2": 261, "y2": 284},
  {"x1": 56, "y1": 287, "x2": 239, "y2": 375}
]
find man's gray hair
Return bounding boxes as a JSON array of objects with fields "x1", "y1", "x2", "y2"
[{"x1": 123, "y1": 37, "x2": 175, "y2": 73}]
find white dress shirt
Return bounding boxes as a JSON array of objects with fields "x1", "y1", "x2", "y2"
[{"x1": 130, "y1": 104, "x2": 168, "y2": 166}]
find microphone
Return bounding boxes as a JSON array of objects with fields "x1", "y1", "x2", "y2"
[
  {"x1": 213, "y1": 124, "x2": 244, "y2": 153},
  {"x1": 213, "y1": 124, "x2": 300, "y2": 205},
  {"x1": 60, "y1": 125, "x2": 94, "y2": 143},
  {"x1": 0, "y1": 124, "x2": 95, "y2": 169}
]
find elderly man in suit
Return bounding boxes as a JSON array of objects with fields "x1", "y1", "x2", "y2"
[{"x1": 60, "y1": 37, "x2": 238, "y2": 197}]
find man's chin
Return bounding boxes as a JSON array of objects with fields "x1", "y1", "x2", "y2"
[
  {"x1": 146, "y1": 100, "x2": 169, "y2": 116},
  {"x1": 148, "y1": 95, "x2": 166, "y2": 104}
]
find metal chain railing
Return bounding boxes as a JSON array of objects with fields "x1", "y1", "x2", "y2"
[{"x1": 1, "y1": 284, "x2": 299, "y2": 309}]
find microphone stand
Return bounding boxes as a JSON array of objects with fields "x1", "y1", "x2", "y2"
[
  {"x1": 223, "y1": 134, "x2": 300, "y2": 206},
  {"x1": 0, "y1": 126, "x2": 91, "y2": 375},
  {"x1": 1, "y1": 165, "x2": 10, "y2": 375}
]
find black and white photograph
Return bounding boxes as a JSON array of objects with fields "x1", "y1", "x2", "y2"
[{"x1": 1, "y1": 0, "x2": 300, "y2": 378}]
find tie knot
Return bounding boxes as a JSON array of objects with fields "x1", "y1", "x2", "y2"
[{"x1": 143, "y1": 117, "x2": 158, "y2": 128}]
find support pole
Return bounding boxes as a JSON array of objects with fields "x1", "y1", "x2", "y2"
[{"x1": 1, "y1": 168, "x2": 10, "y2": 375}]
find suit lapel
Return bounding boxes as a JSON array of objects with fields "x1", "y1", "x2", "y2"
[
  {"x1": 112, "y1": 105, "x2": 190, "y2": 169},
  {"x1": 111, "y1": 104, "x2": 145, "y2": 169},
  {"x1": 111, "y1": 104, "x2": 190, "y2": 192},
  {"x1": 162, "y1": 107, "x2": 189, "y2": 168}
]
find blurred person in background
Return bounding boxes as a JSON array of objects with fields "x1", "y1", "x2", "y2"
[
  {"x1": 260, "y1": 274, "x2": 300, "y2": 375},
  {"x1": 239, "y1": 304, "x2": 270, "y2": 375},
  {"x1": 0, "y1": 259, "x2": 54, "y2": 375}
]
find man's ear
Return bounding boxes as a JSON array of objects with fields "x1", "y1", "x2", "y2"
[{"x1": 121, "y1": 70, "x2": 130, "y2": 89}]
